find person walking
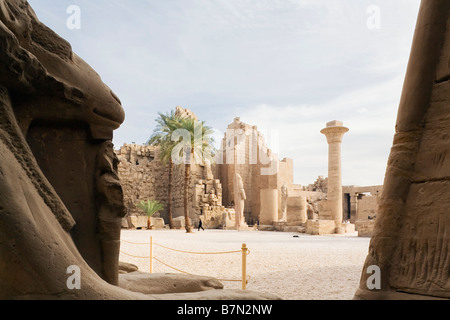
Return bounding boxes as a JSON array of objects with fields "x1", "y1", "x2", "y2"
[{"x1": 198, "y1": 218, "x2": 205, "y2": 231}]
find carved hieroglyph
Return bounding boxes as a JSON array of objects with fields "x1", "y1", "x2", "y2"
[{"x1": 355, "y1": 0, "x2": 450, "y2": 300}]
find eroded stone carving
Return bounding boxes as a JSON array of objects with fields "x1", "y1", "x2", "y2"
[
  {"x1": 0, "y1": 0, "x2": 280, "y2": 300},
  {"x1": 355, "y1": 0, "x2": 450, "y2": 300},
  {"x1": 280, "y1": 183, "x2": 288, "y2": 222},
  {"x1": 234, "y1": 173, "x2": 247, "y2": 229},
  {"x1": 94, "y1": 141, "x2": 127, "y2": 285},
  {"x1": 0, "y1": 0, "x2": 127, "y2": 285}
]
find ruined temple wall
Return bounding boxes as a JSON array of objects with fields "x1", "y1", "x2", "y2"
[
  {"x1": 116, "y1": 144, "x2": 203, "y2": 222},
  {"x1": 216, "y1": 118, "x2": 294, "y2": 224},
  {"x1": 116, "y1": 143, "x2": 211, "y2": 223},
  {"x1": 342, "y1": 185, "x2": 382, "y2": 223},
  {"x1": 116, "y1": 144, "x2": 167, "y2": 217},
  {"x1": 218, "y1": 119, "x2": 261, "y2": 219},
  {"x1": 357, "y1": 195, "x2": 378, "y2": 221}
]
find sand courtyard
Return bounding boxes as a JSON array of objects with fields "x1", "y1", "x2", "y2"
[{"x1": 120, "y1": 229, "x2": 371, "y2": 300}]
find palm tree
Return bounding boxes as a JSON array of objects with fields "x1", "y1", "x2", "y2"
[
  {"x1": 171, "y1": 116, "x2": 216, "y2": 233},
  {"x1": 148, "y1": 111, "x2": 181, "y2": 230},
  {"x1": 135, "y1": 200, "x2": 164, "y2": 229}
]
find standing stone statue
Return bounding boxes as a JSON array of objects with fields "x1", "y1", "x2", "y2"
[
  {"x1": 95, "y1": 140, "x2": 127, "y2": 286},
  {"x1": 280, "y1": 183, "x2": 288, "y2": 222},
  {"x1": 233, "y1": 173, "x2": 246, "y2": 229},
  {"x1": 204, "y1": 159, "x2": 214, "y2": 180}
]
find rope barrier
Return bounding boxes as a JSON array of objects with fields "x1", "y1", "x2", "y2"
[
  {"x1": 120, "y1": 237, "x2": 250, "y2": 289},
  {"x1": 152, "y1": 256, "x2": 193, "y2": 275},
  {"x1": 122, "y1": 239, "x2": 250, "y2": 255},
  {"x1": 120, "y1": 250, "x2": 149, "y2": 259},
  {"x1": 152, "y1": 257, "x2": 249, "y2": 283},
  {"x1": 120, "y1": 239, "x2": 149, "y2": 245},
  {"x1": 153, "y1": 242, "x2": 242, "y2": 255}
]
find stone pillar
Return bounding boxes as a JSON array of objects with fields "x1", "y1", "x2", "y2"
[
  {"x1": 349, "y1": 193, "x2": 358, "y2": 223},
  {"x1": 259, "y1": 189, "x2": 278, "y2": 225},
  {"x1": 321, "y1": 121, "x2": 349, "y2": 234}
]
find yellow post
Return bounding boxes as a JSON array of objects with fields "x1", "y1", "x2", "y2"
[
  {"x1": 150, "y1": 236, "x2": 153, "y2": 274},
  {"x1": 242, "y1": 243, "x2": 248, "y2": 290}
]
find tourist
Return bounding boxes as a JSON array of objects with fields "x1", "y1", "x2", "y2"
[{"x1": 198, "y1": 219, "x2": 205, "y2": 231}]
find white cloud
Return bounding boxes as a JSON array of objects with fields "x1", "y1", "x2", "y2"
[
  {"x1": 237, "y1": 74, "x2": 403, "y2": 186},
  {"x1": 27, "y1": 0, "x2": 421, "y2": 187}
]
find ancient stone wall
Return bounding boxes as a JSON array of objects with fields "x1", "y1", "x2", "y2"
[
  {"x1": 216, "y1": 118, "x2": 294, "y2": 224},
  {"x1": 116, "y1": 143, "x2": 220, "y2": 225},
  {"x1": 342, "y1": 185, "x2": 382, "y2": 224},
  {"x1": 116, "y1": 144, "x2": 168, "y2": 217}
]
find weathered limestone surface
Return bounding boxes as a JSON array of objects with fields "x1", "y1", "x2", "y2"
[
  {"x1": 305, "y1": 220, "x2": 335, "y2": 236},
  {"x1": 355, "y1": 220, "x2": 375, "y2": 238},
  {"x1": 286, "y1": 196, "x2": 308, "y2": 225},
  {"x1": 116, "y1": 144, "x2": 194, "y2": 220},
  {"x1": 355, "y1": 0, "x2": 450, "y2": 300},
  {"x1": 117, "y1": 142, "x2": 230, "y2": 229}
]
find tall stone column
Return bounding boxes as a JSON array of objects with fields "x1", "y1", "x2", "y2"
[
  {"x1": 321, "y1": 121, "x2": 349, "y2": 234},
  {"x1": 349, "y1": 193, "x2": 358, "y2": 223}
]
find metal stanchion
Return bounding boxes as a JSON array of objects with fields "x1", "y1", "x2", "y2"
[{"x1": 242, "y1": 243, "x2": 248, "y2": 290}]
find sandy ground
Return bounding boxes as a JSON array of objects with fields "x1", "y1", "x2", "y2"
[{"x1": 119, "y1": 229, "x2": 371, "y2": 300}]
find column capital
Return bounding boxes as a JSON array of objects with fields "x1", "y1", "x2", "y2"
[{"x1": 321, "y1": 120, "x2": 349, "y2": 144}]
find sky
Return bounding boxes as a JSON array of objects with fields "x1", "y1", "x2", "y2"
[{"x1": 28, "y1": 0, "x2": 422, "y2": 187}]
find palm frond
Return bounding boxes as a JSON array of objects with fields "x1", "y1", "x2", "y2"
[
  {"x1": 147, "y1": 108, "x2": 217, "y2": 165},
  {"x1": 135, "y1": 200, "x2": 164, "y2": 217}
]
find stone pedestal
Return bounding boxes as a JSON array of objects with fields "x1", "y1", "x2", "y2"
[
  {"x1": 273, "y1": 221, "x2": 288, "y2": 231},
  {"x1": 287, "y1": 196, "x2": 308, "y2": 225},
  {"x1": 341, "y1": 222, "x2": 356, "y2": 234},
  {"x1": 355, "y1": 220, "x2": 375, "y2": 237},
  {"x1": 321, "y1": 121, "x2": 349, "y2": 234},
  {"x1": 305, "y1": 220, "x2": 336, "y2": 235},
  {"x1": 222, "y1": 209, "x2": 236, "y2": 230}
]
